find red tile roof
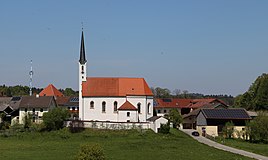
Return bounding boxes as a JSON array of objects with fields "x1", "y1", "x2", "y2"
[
  {"x1": 154, "y1": 98, "x2": 192, "y2": 109},
  {"x1": 186, "y1": 98, "x2": 227, "y2": 109},
  {"x1": 82, "y1": 77, "x2": 153, "y2": 97},
  {"x1": 154, "y1": 98, "x2": 227, "y2": 109},
  {"x1": 39, "y1": 84, "x2": 64, "y2": 97},
  {"x1": 56, "y1": 96, "x2": 70, "y2": 106},
  {"x1": 118, "y1": 101, "x2": 137, "y2": 110}
]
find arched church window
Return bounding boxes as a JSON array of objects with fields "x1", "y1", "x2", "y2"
[
  {"x1": 137, "y1": 103, "x2": 141, "y2": 114},
  {"x1": 147, "y1": 103, "x2": 151, "y2": 114},
  {"x1": 102, "y1": 101, "x2": 106, "y2": 113},
  {"x1": 90, "y1": 101, "x2": 94, "y2": 109},
  {"x1": 114, "y1": 101, "x2": 118, "y2": 112}
]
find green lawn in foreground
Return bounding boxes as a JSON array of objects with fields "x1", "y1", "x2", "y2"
[
  {"x1": 215, "y1": 138, "x2": 268, "y2": 157},
  {"x1": 0, "y1": 128, "x2": 253, "y2": 160}
]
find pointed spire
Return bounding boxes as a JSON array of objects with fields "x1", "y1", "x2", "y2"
[{"x1": 79, "y1": 31, "x2": 87, "y2": 64}]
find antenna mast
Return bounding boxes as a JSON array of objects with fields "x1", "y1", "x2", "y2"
[{"x1": 29, "y1": 60, "x2": 34, "y2": 96}]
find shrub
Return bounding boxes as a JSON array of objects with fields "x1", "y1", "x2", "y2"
[
  {"x1": 23, "y1": 113, "x2": 33, "y2": 129},
  {"x1": 158, "y1": 122, "x2": 170, "y2": 134},
  {"x1": 29, "y1": 123, "x2": 46, "y2": 132},
  {"x1": 10, "y1": 123, "x2": 24, "y2": 132},
  {"x1": 222, "y1": 121, "x2": 234, "y2": 138},
  {"x1": 57, "y1": 128, "x2": 71, "y2": 139},
  {"x1": 248, "y1": 112, "x2": 268, "y2": 143},
  {"x1": 165, "y1": 109, "x2": 182, "y2": 128},
  {"x1": 0, "y1": 121, "x2": 10, "y2": 130},
  {"x1": 43, "y1": 108, "x2": 70, "y2": 131},
  {"x1": 76, "y1": 144, "x2": 105, "y2": 160}
]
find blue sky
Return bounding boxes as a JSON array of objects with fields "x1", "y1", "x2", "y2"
[{"x1": 1, "y1": 0, "x2": 268, "y2": 96}]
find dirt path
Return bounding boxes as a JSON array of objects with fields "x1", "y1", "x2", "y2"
[{"x1": 181, "y1": 129, "x2": 268, "y2": 160}]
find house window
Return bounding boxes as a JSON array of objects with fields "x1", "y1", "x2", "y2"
[
  {"x1": 164, "y1": 110, "x2": 166, "y2": 113},
  {"x1": 90, "y1": 101, "x2": 94, "y2": 109},
  {"x1": 127, "y1": 120, "x2": 130, "y2": 122},
  {"x1": 40, "y1": 108, "x2": 43, "y2": 112},
  {"x1": 32, "y1": 108, "x2": 35, "y2": 112},
  {"x1": 147, "y1": 103, "x2": 151, "y2": 114},
  {"x1": 157, "y1": 110, "x2": 161, "y2": 113},
  {"x1": 137, "y1": 103, "x2": 141, "y2": 114},
  {"x1": 25, "y1": 108, "x2": 27, "y2": 112},
  {"x1": 72, "y1": 107, "x2": 75, "y2": 111},
  {"x1": 114, "y1": 101, "x2": 118, "y2": 112},
  {"x1": 127, "y1": 112, "x2": 130, "y2": 117},
  {"x1": 102, "y1": 101, "x2": 106, "y2": 113}
]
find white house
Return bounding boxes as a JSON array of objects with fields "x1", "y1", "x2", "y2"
[
  {"x1": 16, "y1": 96, "x2": 56, "y2": 124},
  {"x1": 147, "y1": 116, "x2": 169, "y2": 133},
  {"x1": 78, "y1": 31, "x2": 154, "y2": 123}
]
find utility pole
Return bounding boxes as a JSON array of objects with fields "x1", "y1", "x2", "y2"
[{"x1": 29, "y1": 60, "x2": 34, "y2": 96}]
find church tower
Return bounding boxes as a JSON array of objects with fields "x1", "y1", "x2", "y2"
[{"x1": 79, "y1": 31, "x2": 87, "y2": 120}]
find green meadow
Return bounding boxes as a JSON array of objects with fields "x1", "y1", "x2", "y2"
[
  {"x1": 0, "y1": 128, "x2": 253, "y2": 160},
  {"x1": 215, "y1": 138, "x2": 268, "y2": 157}
]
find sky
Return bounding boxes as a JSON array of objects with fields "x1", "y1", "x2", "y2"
[{"x1": 1, "y1": 0, "x2": 268, "y2": 96}]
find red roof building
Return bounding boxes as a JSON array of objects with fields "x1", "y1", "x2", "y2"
[
  {"x1": 39, "y1": 84, "x2": 64, "y2": 97},
  {"x1": 82, "y1": 77, "x2": 153, "y2": 97},
  {"x1": 77, "y1": 31, "x2": 155, "y2": 123},
  {"x1": 186, "y1": 98, "x2": 227, "y2": 109},
  {"x1": 154, "y1": 98, "x2": 228, "y2": 116},
  {"x1": 154, "y1": 98, "x2": 192, "y2": 109}
]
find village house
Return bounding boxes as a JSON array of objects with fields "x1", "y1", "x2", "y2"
[
  {"x1": 39, "y1": 84, "x2": 79, "y2": 118},
  {"x1": 0, "y1": 97, "x2": 12, "y2": 123},
  {"x1": 182, "y1": 100, "x2": 228, "y2": 129},
  {"x1": 16, "y1": 96, "x2": 57, "y2": 124},
  {"x1": 0, "y1": 96, "x2": 57, "y2": 125},
  {"x1": 196, "y1": 108, "x2": 251, "y2": 138},
  {"x1": 39, "y1": 84, "x2": 64, "y2": 98},
  {"x1": 57, "y1": 96, "x2": 79, "y2": 118},
  {"x1": 154, "y1": 98, "x2": 192, "y2": 116},
  {"x1": 154, "y1": 98, "x2": 228, "y2": 117}
]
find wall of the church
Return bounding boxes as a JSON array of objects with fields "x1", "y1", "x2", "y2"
[
  {"x1": 80, "y1": 96, "x2": 154, "y2": 122},
  {"x1": 118, "y1": 110, "x2": 137, "y2": 122}
]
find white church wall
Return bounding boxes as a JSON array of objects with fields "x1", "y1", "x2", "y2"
[
  {"x1": 83, "y1": 97, "x2": 124, "y2": 121},
  {"x1": 118, "y1": 110, "x2": 137, "y2": 122},
  {"x1": 81, "y1": 96, "x2": 153, "y2": 122}
]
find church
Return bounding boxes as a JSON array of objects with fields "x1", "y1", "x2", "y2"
[{"x1": 78, "y1": 31, "x2": 155, "y2": 123}]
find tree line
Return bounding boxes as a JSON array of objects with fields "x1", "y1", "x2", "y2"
[
  {"x1": 151, "y1": 87, "x2": 234, "y2": 106},
  {"x1": 0, "y1": 85, "x2": 78, "y2": 97},
  {"x1": 234, "y1": 73, "x2": 268, "y2": 111}
]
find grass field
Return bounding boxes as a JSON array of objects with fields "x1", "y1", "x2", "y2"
[
  {"x1": 215, "y1": 138, "x2": 268, "y2": 157},
  {"x1": 0, "y1": 128, "x2": 253, "y2": 160}
]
